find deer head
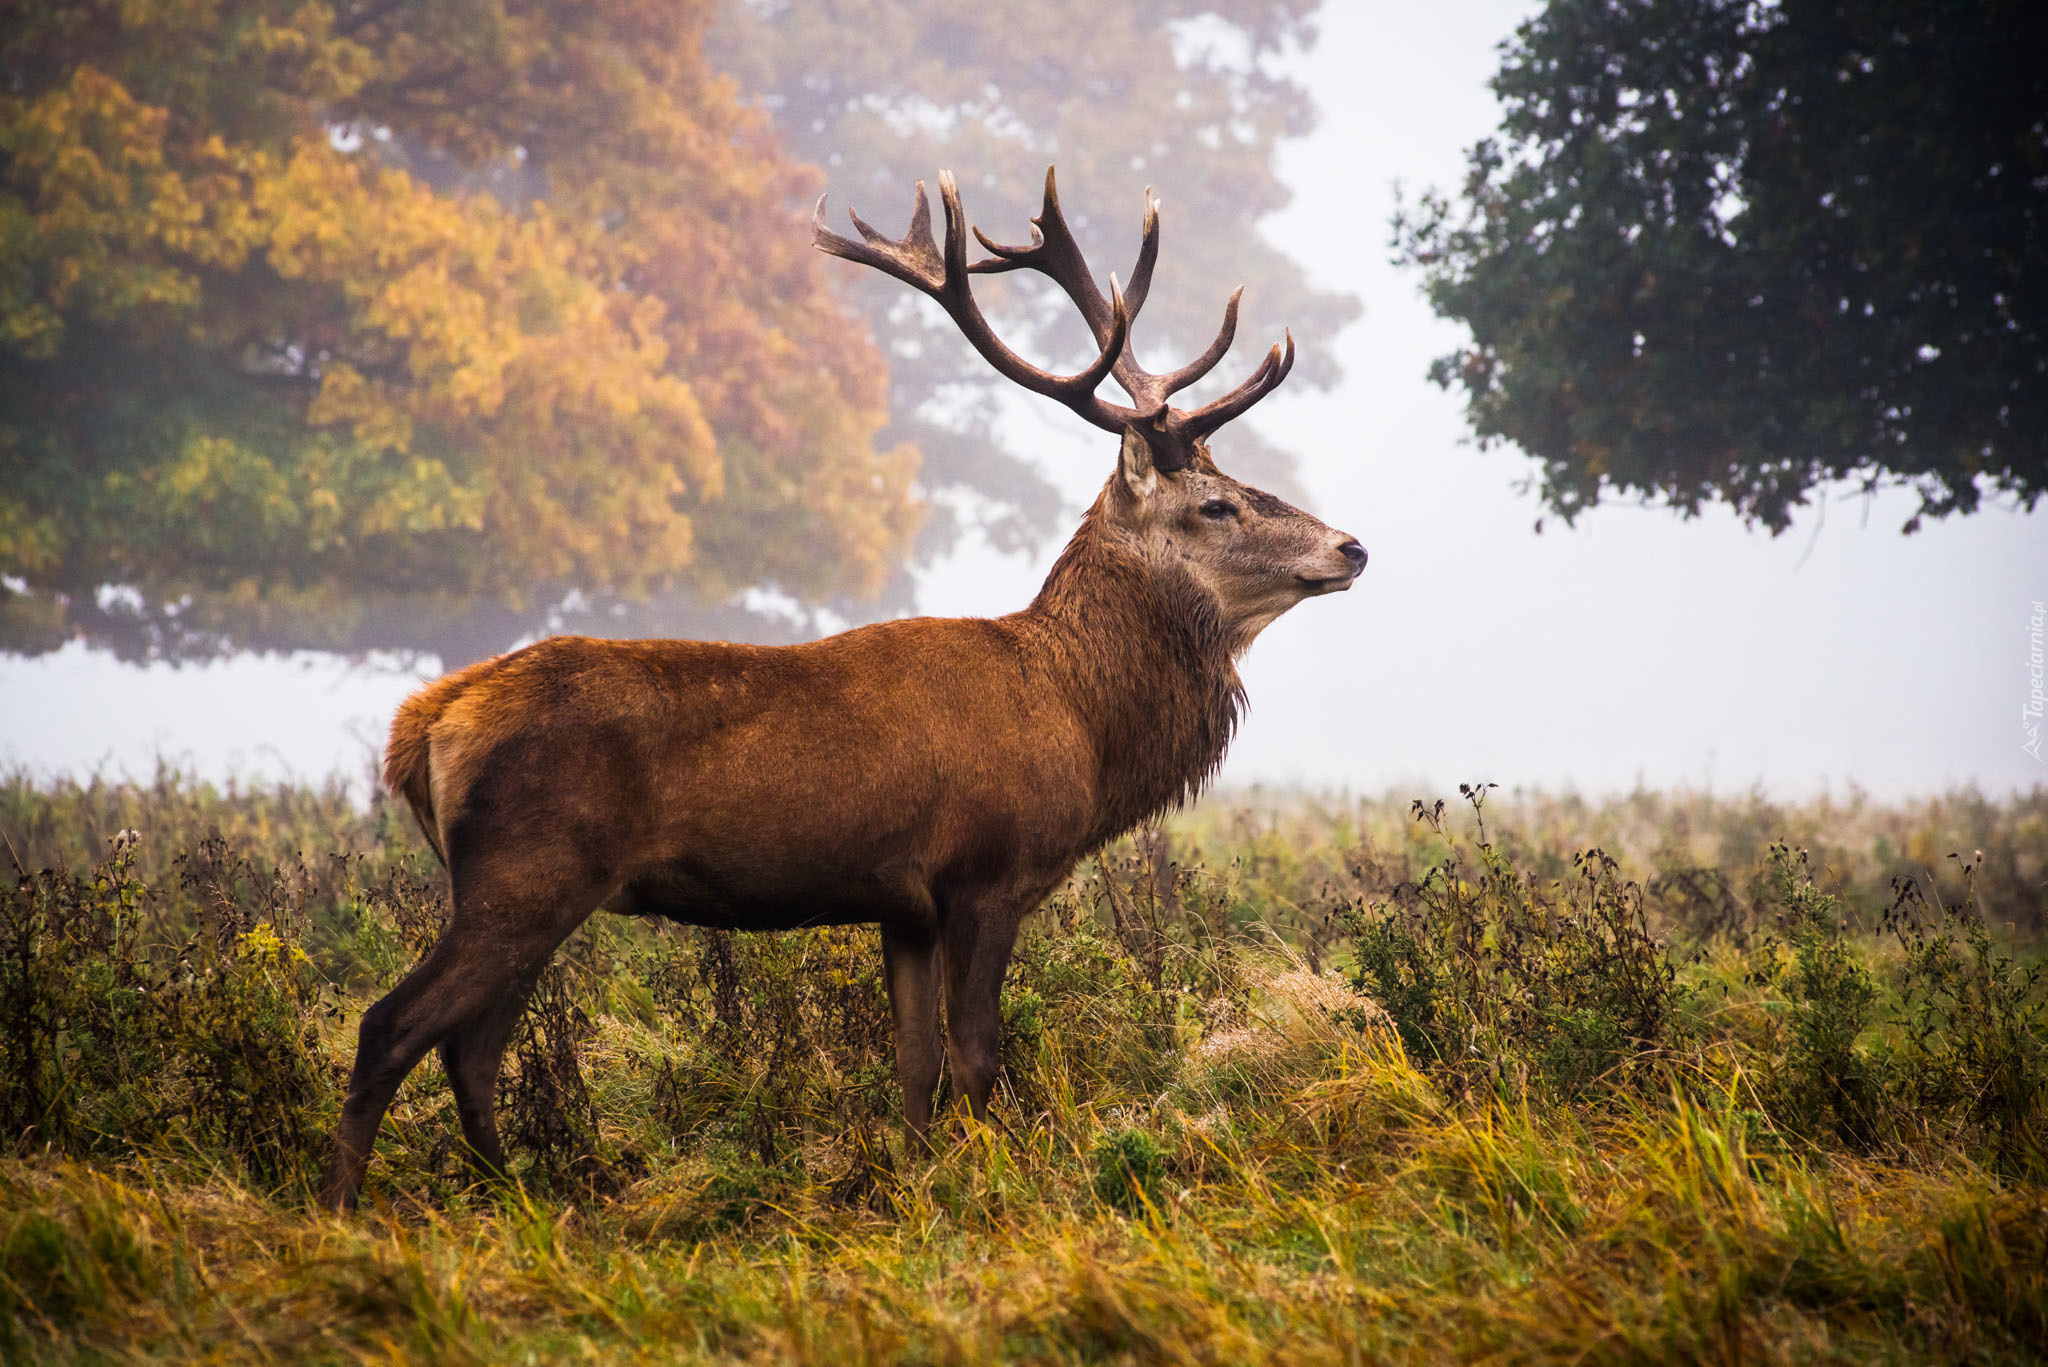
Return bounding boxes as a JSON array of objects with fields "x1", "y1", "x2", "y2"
[{"x1": 814, "y1": 167, "x2": 1365, "y2": 653}]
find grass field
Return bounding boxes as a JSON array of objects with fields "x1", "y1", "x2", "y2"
[{"x1": 2, "y1": 771, "x2": 2044, "y2": 1363}]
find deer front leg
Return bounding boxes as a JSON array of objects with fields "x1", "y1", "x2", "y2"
[
  {"x1": 881, "y1": 921, "x2": 942, "y2": 1155},
  {"x1": 940, "y1": 899, "x2": 1025, "y2": 1127}
]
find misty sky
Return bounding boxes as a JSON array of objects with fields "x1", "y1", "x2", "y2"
[{"x1": 3, "y1": 0, "x2": 2043, "y2": 801}]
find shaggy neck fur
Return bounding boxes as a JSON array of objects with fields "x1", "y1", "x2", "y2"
[{"x1": 1017, "y1": 490, "x2": 1246, "y2": 844}]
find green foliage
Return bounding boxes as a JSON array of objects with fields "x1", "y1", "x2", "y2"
[
  {"x1": 1090, "y1": 1127, "x2": 1166, "y2": 1214},
  {"x1": 1886, "y1": 857, "x2": 2047, "y2": 1176},
  {"x1": 1344, "y1": 906, "x2": 1444, "y2": 1063},
  {"x1": 1767, "y1": 844, "x2": 1885, "y2": 1146},
  {"x1": 1341, "y1": 788, "x2": 1689, "y2": 1101},
  {"x1": 501, "y1": 960, "x2": 610, "y2": 1195},
  {"x1": 1393, "y1": 0, "x2": 2047, "y2": 532},
  {"x1": 1, "y1": 832, "x2": 336, "y2": 1184},
  {"x1": 648, "y1": 924, "x2": 895, "y2": 1172}
]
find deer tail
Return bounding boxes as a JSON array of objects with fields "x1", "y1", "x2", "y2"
[{"x1": 383, "y1": 664, "x2": 491, "y2": 867}]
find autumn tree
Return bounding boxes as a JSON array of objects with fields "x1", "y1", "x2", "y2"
[
  {"x1": 2, "y1": 1, "x2": 1357, "y2": 665},
  {"x1": 0, "y1": 0, "x2": 919, "y2": 663},
  {"x1": 710, "y1": 1, "x2": 1359, "y2": 559},
  {"x1": 1394, "y1": 0, "x2": 2047, "y2": 532}
]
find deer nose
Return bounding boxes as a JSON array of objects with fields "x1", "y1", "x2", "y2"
[{"x1": 1338, "y1": 540, "x2": 1367, "y2": 572}]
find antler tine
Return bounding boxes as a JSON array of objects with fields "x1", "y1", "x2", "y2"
[
  {"x1": 1174, "y1": 329, "x2": 1295, "y2": 441},
  {"x1": 1119, "y1": 189, "x2": 1161, "y2": 322},
  {"x1": 1158, "y1": 286, "x2": 1241, "y2": 397},
  {"x1": 812, "y1": 182, "x2": 944, "y2": 293},
  {"x1": 970, "y1": 168, "x2": 1178, "y2": 415},
  {"x1": 967, "y1": 166, "x2": 1120, "y2": 344},
  {"x1": 935, "y1": 171, "x2": 975, "y2": 294},
  {"x1": 816, "y1": 175, "x2": 1134, "y2": 434}
]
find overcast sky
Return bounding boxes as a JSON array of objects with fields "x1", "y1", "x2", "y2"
[{"x1": 3, "y1": 0, "x2": 2043, "y2": 801}]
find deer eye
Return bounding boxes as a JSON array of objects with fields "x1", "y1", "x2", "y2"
[{"x1": 1199, "y1": 499, "x2": 1238, "y2": 520}]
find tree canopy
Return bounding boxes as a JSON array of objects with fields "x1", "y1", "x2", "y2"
[
  {"x1": 1394, "y1": 0, "x2": 2047, "y2": 532},
  {"x1": 0, "y1": 0, "x2": 917, "y2": 662}
]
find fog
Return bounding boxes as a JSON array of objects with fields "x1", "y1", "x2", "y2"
[{"x1": 3, "y1": 0, "x2": 2042, "y2": 800}]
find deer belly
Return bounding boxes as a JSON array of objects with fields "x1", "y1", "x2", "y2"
[{"x1": 610, "y1": 855, "x2": 928, "y2": 933}]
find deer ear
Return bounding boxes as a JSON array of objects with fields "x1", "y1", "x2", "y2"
[{"x1": 1118, "y1": 427, "x2": 1158, "y2": 499}]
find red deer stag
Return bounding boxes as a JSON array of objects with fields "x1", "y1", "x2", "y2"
[{"x1": 320, "y1": 167, "x2": 1366, "y2": 1211}]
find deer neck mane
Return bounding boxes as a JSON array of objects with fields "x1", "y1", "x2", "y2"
[{"x1": 1021, "y1": 499, "x2": 1246, "y2": 841}]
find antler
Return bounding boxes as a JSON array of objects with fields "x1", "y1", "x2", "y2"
[
  {"x1": 813, "y1": 172, "x2": 1129, "y2": 431},
  {"x1": 815, "y1": 166, "x2": 1293, "y2": 471}
]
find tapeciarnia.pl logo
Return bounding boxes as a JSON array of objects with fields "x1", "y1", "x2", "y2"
[{"x1": 2027, "y1": 600, "x2": 2045, "y2": 761}]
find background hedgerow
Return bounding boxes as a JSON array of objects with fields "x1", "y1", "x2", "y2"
[{"x1": 0, "y1": 769, "x2": 2042, "y2": 1363}]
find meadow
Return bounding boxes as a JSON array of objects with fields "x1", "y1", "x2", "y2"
[{"x1": 2, "y1": 769, "x2": 2043, "y2": 1364}]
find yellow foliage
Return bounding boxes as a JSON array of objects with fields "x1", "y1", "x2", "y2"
[{"x1": 0, "y1": 0, "x2": 920, "y2": 657}]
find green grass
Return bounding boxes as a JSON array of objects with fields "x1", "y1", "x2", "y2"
[{"x1": 1, "y1": 771, "x2": 2043, "y2": 1363}]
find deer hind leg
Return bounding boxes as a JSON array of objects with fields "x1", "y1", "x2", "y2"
[
  {"x1": 437, "y1": 967, "x2": 544, "y2": 1185},
  {"x1": 319, "y1": 866, "x2": 600, "y2": 1213}
]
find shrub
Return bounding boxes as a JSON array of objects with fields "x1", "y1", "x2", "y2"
[
  {"x1": 1090, "y1": 1127, "x2": 1165, "y2": 1214},
  {"x1": 502, "y1": 961, "x2": 611, "y2": 1194},
  {"x1": 1339, "y1": 789, "x2": 1689, "y2": 1102},
  {"x1": 1759, "y1": 844, "x2": 1886, "y2": 1147},
  {"x1": 0, "y1": 833, "x2": 334, "y2": 1185},
  {"x1": 1886, "y1": 856, "x2": 2047, "y2": 1177},
  {"x1": 647, "y1": 924, "x2": 893, "y2": 1171}
]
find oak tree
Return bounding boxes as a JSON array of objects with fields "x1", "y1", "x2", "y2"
[{"x1": 1395, "y1": 0, "x2": 2046, "y2": 532}]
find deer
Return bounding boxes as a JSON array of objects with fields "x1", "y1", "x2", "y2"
[{"x1": 319, "y1": 167, "x2": 1366, "y2": 1212}]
